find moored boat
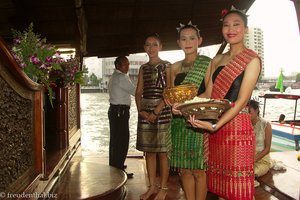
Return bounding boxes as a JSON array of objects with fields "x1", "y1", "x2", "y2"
[
  {"x1": 259, "y1": 92, "x2": 300, "y2": 151},
  {"x1": 291, "y1": 82, "x2": 300, "y2": 89}
]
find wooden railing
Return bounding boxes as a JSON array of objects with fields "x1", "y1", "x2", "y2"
[
  {"x1": 0, "y1": 37, "x2": 81, "y2": 196},
  {"x1": 0, "y1": 37, "x2": 43, "y2": 195}
]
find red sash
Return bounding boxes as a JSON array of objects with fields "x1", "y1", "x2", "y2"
[{"x1": 211, "y1": 48, "x2": 258, "y2": 99}]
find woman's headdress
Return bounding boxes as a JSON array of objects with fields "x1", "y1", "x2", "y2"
[
  {"x1": 176, "y1": 21, "x2": 200, "y2": 34},
  {"x1": 220, "y1": 5, "x2": 248, "y2": 21}
]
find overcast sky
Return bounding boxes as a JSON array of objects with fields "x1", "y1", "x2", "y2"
[{"x1": 247, "y1": 0, "x2": 300, "y2": 78}]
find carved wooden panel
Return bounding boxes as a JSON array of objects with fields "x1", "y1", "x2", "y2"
[
  {"x1": 68, "y1": 86, "x2": 79, "y2": 138},
  {"x1": 0, "y1": 65, "x2": 35, "y2": 193},
  {"x1": 0, "y1": 38, "x2": 43, "y2": 194}
]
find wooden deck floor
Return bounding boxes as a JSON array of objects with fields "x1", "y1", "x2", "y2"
[
  {"x1": 257, "y1": 151, "x2": 300, "y2": 200},
  {"x1": 47, "y1": 147, "x2": 290, "y2": 200}
]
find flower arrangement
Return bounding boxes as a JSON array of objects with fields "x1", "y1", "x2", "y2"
[
  {"x1": 11, "y1": 23, "x2": 63, "y2": 84},
  {"x1": 10, "y1": 23, "x2": 87, "y2": 107},
  {"x1": 49, "y1": 56, "x2": 87, "y2": 87}
]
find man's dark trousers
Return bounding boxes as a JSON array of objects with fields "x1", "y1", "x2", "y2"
[{"x1": 108, "y1": 104, "x2": 130, "y2": 170}]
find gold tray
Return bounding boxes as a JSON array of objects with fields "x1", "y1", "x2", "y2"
[
  {"x1": 177, "y1": 99, "x2": 231, "y2": 121},
  {"x1": 163, "y1": 84, "x2": 198, "y2": 104}
]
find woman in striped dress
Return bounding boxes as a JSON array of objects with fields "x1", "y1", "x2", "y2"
[{"x1": 135, "y1": 33, "x2": 172, "y2": 200}]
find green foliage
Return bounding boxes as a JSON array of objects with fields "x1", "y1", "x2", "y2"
[
  {"x1": 10, "y1": 23, "x2": 88, "y2": 107},
  {"x1": 11, "y1": 23, "x2": 63, "y2": 107},
  {"x1": 82, "y1": 74, "x2": 90, "y2": 86},
  {"x1": 296, "y1": 73, "x2": 300, "y2": 82},
  {"x1": 50, "y1": 58, "x2": 88, "y2": 87},
  {"x1": 89, "y1": 73, "x2": 100, "y2": 86}
]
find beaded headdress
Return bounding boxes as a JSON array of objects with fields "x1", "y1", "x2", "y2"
[
  {"x1": 220, "y1": 5, "x2": 248, "y2": 21},
  {"x1": 176, "y1": 21, "x2": 200, "y2": 34}
]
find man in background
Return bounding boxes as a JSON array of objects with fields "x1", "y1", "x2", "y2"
[{"x1": 108, "y1": 56, "x2": 136, "y2": 178}]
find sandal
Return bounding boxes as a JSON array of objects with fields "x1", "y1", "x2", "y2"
[
  {"x1": 140, "y1": 185, "x2": 158, "y2": 200},
  {"x1": 154, "y1": 186, "x2": 168, "y2": 200}
]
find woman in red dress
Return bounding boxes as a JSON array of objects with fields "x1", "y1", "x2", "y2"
[{"x1": 189, "y1": 9, "x2": 261, "y2": 200}]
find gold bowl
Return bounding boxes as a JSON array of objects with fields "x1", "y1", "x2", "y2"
[{"x1": 163, "y1": 84, "x2": 198, "y2": 104}]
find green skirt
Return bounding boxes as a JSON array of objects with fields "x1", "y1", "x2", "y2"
[{"x1": 170, "y1": 116, "x2": 207, "y2": 170}]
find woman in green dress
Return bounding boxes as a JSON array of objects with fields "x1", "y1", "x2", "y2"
[{"x1": 168, "y1": 22, "x2": 211, "y2": 200}]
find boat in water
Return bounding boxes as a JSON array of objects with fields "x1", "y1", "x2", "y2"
[{"x1": 259, "y1": 92, "x2": 300, "y2": 151}]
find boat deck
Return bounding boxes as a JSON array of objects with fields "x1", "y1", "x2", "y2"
[
  {"x1": 272, "y1": 122, "x2": 300, "y2": 151},
  {"x1": 46, "y1": 147, "x2": 300, "y2": 200},
  {"x1": 257, "y1": 151, "x2": 300, "y2": 200}
]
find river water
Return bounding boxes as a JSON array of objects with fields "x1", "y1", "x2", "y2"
[
  {"x1": 80, "y1": 90, "x2": 300, "y2": 156},
  {"x1": 80, "y1": 92, "x2": 140, "y2": 157}
]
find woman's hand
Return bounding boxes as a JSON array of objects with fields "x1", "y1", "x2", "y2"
[
  {"x1": 139, "y1": 110, "x2": 158, "y2": 123},
  {"x1": 172, "y1": 103, "x2": 182, "y2": 115},
  {"x1": 148, "y1": 112, "x2": 158, "y2": 123},
  {"x1": 188, "y1": 115, "x2": 215, "y2": 132},
  {"x1": 164, "y1": 98, "x2": 173, "y2": 106},
  {"x1": 139, "y1": 111, "x2": 150, "y2": 121}
]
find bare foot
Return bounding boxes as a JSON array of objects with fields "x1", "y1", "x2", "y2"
[
  {"x1": 140, "y1": 185, "x2": 158, "y2": 200},
  {"x1": 154, "y1": 187, "x2": 168, "y2": 200}
]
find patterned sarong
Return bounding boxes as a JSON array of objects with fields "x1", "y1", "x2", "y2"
[
  {"x1": 170, "y1": 55, "x2": 211, "y2": 170},
  {"x1": 207, "y1": 48, "x2": 258, "y2": 200},
  {"x1": 136, "y1": 61, "x2": 172, "y2": 152}
]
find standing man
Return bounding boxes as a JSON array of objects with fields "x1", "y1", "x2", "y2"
[{"x1": 108, "y1": 56, "x2": 136, "y2": 178}]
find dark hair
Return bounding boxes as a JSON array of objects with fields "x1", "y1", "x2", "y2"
[
  {"x1": 145, "y1": 33, "x2": 161, "y2": 44},
  {"x1": 114, "y1": 56, "x2": 127, "y2": 67},
  {"x1": 222, "y1": 10, "x2": 248, "y2": 27},
  {"x1": 178, "y1": 24, "x2": 201, "y2": 38},
  {"x1": 279, "y1": 114, "x2": 286, "y2": 123},
  {"x1": 248, "y1": 99, "x2": 260, "y2": 115}
]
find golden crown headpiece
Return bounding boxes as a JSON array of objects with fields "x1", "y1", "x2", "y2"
[{"x1": 176, "y1": 21, "x2": 200, "y2": 33}]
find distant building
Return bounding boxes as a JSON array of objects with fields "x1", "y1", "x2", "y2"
[
  {"x1": 101, "y1": 54, "x2": 148, "y2": 87},
  {"x1": 221, "y1": 27, "x2": 265, "y2": 78},
  {"x1": 244, "y1": 27, "x2": 265, "y2": 77}
]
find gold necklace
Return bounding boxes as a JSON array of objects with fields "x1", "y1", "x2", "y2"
[{"x1": 181, "y1": 60, "x2": 194, "y2": 73}]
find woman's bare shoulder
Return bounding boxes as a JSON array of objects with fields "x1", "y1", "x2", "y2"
[
  {"x1": 210, "y1": 54, "x2": 224, "y2": 69},
  {"x1": 172, "y1": 60, "x2": 182, "y2": 66},
  {"x1": 212, "y1": 54, "x2": 224, "y2": 63},
  {"x1": 247, "y1": 57, "x2": 261, "y2": 70},
  {"x1": 170, "y1": 60, "x2": 182, "y2": 70}
]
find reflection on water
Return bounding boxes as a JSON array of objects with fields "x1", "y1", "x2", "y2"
[
  {"x1": 80, "y1": 92, "x2": 140, "y2": 157},
  {"x1": 80, "y1": 90, "x2": 300, "y2": 156}
]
